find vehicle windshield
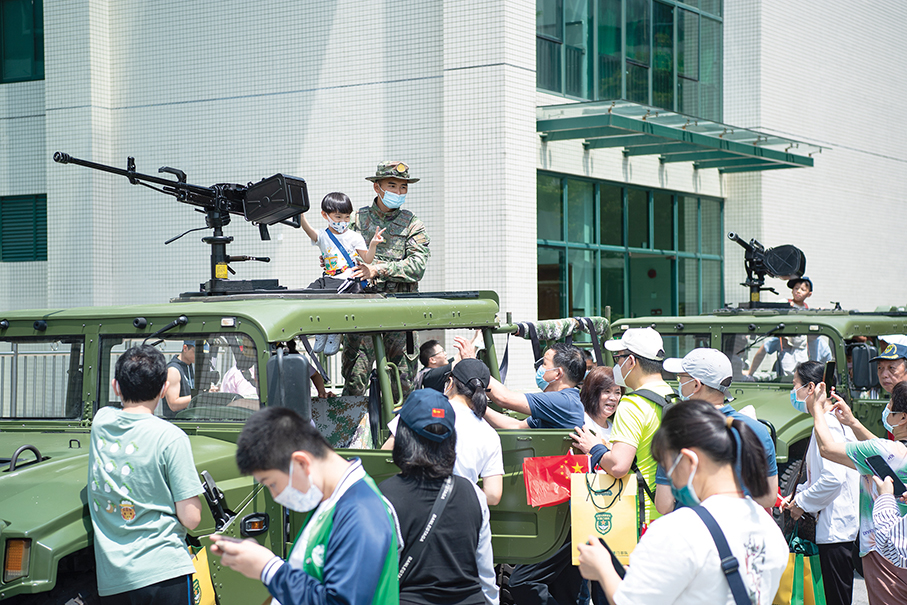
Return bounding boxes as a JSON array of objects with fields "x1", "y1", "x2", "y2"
[
  {"x1": 100, "y1": 334, "x2": 260, "y2": 422},
  {"x1": 660, "y1": 334, "x2": 711, "y2": 380},
  {"x1": 0, "y1": 338, "x2": 85, "y2": 419},
  {"x1": 721, "y1": 332, "x2": 834, "y2": 383}
]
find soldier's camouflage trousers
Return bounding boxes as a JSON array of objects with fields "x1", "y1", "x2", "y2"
[{"x1": 341, "y1": 331, "x2": 418, "y2": 400}]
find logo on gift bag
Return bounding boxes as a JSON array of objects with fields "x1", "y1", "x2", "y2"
[
  {"x1": 595, "y1": 512, "x2": 613, "y2": 534},
  {"x1": 193, "y1": 577, "x2": 202, "y2": 604}
]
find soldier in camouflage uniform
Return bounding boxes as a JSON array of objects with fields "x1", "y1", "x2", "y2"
[{"x1": 342, "y1": 161, "x2": 430, "y2": 397}]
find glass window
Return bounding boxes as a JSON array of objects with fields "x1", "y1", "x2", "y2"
[
  {"x1": 700, "y1": 16, "x2": 722, "y2": 121},
  {"x1": 678, "y1": 9, "x2": 699, "y2": 80},
  {"x1": 678, "y1": 257, "x2": 699, "y2": 315},
  {"x1": 538, "y1": 247, "x2": 566, "y2": 319},
  {"x1": 1, "y1": 194, "x2": 47, "y2": 262},
  {"x1": 599, "y1": 183, "x2": 623, "y2": 246},
  {"x1": 537, "y1": 174, "x2": 563, "y2": 241},
  {"x1": 627, "y1": 189, "x2": 648, "y2": 248},
  {"x1": 597, "y1": 0, "x2": 621, "y2": 99},
  {"x1": 564, "y1": 0, "x2": 591, "y2": 98},
  {"x1": 701, "y1": 198, "x2": 721, "y2": 255},
  {"x1": 653, "y1": 192, "x2": 673, "y2": 250},
  {"x1": 626, "y1": 62, "x2": 649, "y2": 104},
  {"x1": 661, "y1": 334, "x2": 710, "y2": 368},
  {"x1": 567, "y1": 179, "x2": 594, "y2": 243},
  {"x1": 569, "y1": 248, "x2": 595, "y2": 317},
  {"x1": 1, "y1": 0, "x2": 44, "y2": 82},
  {"x1": 101, "y1": 335, "x2": 260, "y2": 422},
  {"x1": 652, "y1": 2, "x2": 673, "y2": 111},
  {"x1": 700, "y1": 0, "x2": 722, "y2": 17},
  {"x1": 725, "y1": 333, "x2": 830, "y2": 384},
  {"x1": 626, "y1": 0, "x2": 650, "y2": 65},
  {"x1": 701, "y1": 259, "x2": 722, "y2": 313},
  {"x1": 0, "y1": 337, "x2": 84, "y2": 419},
  {"x1": 537, "y1": 0, "x2": 563, "y2": 92},
  {"x1": 601, "y1": 251, "x2": 625, "y2": 319},
  {"x1": 677, "y1": 196, "x2": 697, "y2": 252}
]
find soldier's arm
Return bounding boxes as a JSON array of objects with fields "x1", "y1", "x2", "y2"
[
  {"x1": 164, "y1": 367, "x2": 191, "y2": 411},
  {"x1": 374, "y1": 219, "x2": 430, "y2": 283}
]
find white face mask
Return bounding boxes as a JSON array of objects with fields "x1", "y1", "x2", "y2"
[
  {"x1": 613, "y1": 356, "x2": 630, "y2": 388},
  {"x1": 273, "y1": 459, "x2": 323, "y2": 512},
  {"x1": 328, "y1": 220, "x2": 349, "y2": 234}
]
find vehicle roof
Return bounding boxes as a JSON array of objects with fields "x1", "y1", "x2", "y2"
[
  {"x1": 0, "y1": 291, "x2": 501, "y2": 341},
  {"x1": 614, "y1": 308, "x2": 907, "y2": 339}
]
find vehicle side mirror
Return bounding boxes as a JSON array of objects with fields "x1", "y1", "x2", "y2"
[
  {"x1": 851, "y1": 344, "x2": 880, "y2": 390},
  {"x1": 266, "y1": 349, "x2": 313, "y2": 421}
]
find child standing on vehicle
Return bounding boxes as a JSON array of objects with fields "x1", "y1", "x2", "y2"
[
  {"x1": 787, "y1": 276, "x2": 813, "y2": 309},
  {"x1": 88, "y1": 345, "x2": 204, "y2": 604},
  {"x1": 300, "y1": 192, "x2": 385, "y2": 354}
]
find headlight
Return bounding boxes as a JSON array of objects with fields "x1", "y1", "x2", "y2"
[{"x1": 3, "y1": 539, "x2": 31, "y2": 583}]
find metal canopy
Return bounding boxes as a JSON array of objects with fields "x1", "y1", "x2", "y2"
[{"x1": 538, "y1": 100, "x2": 825, "y2": 173}]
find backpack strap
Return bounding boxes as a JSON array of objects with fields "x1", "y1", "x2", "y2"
[
  {"x1": 690, "y1": 506, "x2": 752, "y2": 605},
  {"x1": 397, "y1": 476, "x2": 455, "y2": 582},
  {"x1": 325, "y1": 229, "x2": 368, "y2": 288}
]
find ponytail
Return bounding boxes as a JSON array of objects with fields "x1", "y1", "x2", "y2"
[
  {"x1": 450, "y1": 375, "x2": 489, "y2": 419},
  {"x1": 651, "y1": 400, "x2": 769, "y2": 498}
]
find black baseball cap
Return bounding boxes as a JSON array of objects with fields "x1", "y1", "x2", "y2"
[
  {"x1": 786, "y1": 276, "x2": 813, "y2": 291},
  {"x1": 397, "y1": 389, "x2": 455, "y2": 442},
  {"x1": 451, "y1": 359, "x2": 491, "y2": 390}
]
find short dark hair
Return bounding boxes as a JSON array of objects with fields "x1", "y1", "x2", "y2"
[
  {"x1": 635, "y1": 355, "x2": 663, "y2": 376},
  {"x1": 891, "y1": 381, "x2": 907, "y2": 414},
  {"x1": 580, "y1": 366, "x2": 623, "y2": 418},
  {"x1": 550, "y1": 343, "x2": 586, "y2": 386},
  {"x1": 115, "y1": 345, "x2": 167, "y2": 403},
  {"x1": 321, "y1": 192, "x2": 353, "y2": 214},
  {"x1": 419, "y1": 340, "x2": 442, "y2": 367},
  {"x1": 392, "y1": 420, "x2": 456, "y2": 480},
  {"x1": 236, "y1": 407, "x2": 331, "y2": 474}
]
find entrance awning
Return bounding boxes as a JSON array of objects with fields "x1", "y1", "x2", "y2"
[{"x1": 537, "y1": 100, "x2": 824, "y2": 173}]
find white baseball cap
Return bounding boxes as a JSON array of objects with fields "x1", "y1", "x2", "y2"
[
  {"x1": 605, "y1": 327, "x2": 665, "y2": 361},
  {"x1": 663, "y1": 348, "x2": 733, "y2": 393},
  {"x1": 881, "y1": 335, "x2": 907, "y2": 347}
]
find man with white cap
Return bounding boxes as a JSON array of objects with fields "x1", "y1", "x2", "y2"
[
  {"x1": 655, "y1": 348, "x2": 779, "y2": 512},
  {"x1": 576, "y1": 327, "x2": 673, "y2": 525}
]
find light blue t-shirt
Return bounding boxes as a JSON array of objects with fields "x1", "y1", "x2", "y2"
[{"x1": 88, "y1": 406, "x2": 203, "y2": 595}]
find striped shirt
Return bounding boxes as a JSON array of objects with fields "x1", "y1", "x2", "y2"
[{"x1": 872, "y1": 493, "x2": 907, "y2": 568}]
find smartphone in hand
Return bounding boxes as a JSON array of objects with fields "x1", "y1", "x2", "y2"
[
  {"x1": 823, "y1": 361, "x2": 836, "y2": 397},
  {"x1": 866, "y1": 455, "x2": 907, "y2": 495}
]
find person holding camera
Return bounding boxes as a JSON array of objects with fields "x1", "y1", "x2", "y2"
[
  {"x1": 576, "y1": 399, "x2": 788, "y2": 605},
  {"x1": 806, "y1": 380, "x2": 907, "y2": 605},
  {"x1": 778, "y1": 361, "x2": 859, "y2": 605}
]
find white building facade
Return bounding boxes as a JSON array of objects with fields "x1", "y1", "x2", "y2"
[{"x1": 2, "y1": 0, "x2": 906, "y2": 386}]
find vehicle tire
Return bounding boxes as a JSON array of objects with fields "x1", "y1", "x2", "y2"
[{"x1": 774, "y1": 456, "x2": 803, "y2": 528}]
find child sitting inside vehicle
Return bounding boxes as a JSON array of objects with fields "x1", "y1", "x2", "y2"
[{"x1": 300, "y1": 192, "x2": 385, "y2": 355}]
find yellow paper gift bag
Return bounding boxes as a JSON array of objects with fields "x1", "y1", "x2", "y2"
[
  {"x1": 191, "y1": 547, "x2": 217, "y2": 605},
  {"x1": 570, "y1": 472, "x2": 639, "y2": 566}
]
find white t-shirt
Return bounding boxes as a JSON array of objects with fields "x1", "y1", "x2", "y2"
[
  {"x1": 614, "y1": 495, "x2": 788, "y2": 605},
  {"x1": 314, "y1": 228, "x2": 367, "y2": 279},
  {"x1": 387, "y1": 402, "x2": 504, "y2": 483},
  {"x1": 583, "y1": 412, "x2": 612, "y2": 440}
]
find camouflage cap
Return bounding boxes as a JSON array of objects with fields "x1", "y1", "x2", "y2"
[{"x1": 365, "y1": 161, "x2": 420, "y2": 183}]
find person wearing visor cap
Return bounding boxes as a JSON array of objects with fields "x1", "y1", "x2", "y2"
[
  {"x1": 653, "y1": 348, "x2": 779, "y2": 513},
  {"x1": 341, "y1": 161, "x2": 431, "y2": 401},
  {"x1": 871, "y1": 343, "x2": 907, "y2": 395},
  {"x1": 380, "y1": 389, "x2": 498, "y2": 605}
]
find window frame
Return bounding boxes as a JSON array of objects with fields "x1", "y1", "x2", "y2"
[{"x1": 0, "y1": 0, "x2": 45, "y2": 83}]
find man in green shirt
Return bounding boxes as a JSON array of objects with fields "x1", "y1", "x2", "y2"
[{"x1": 211, "y1": 407, "x2": 398, "y2": 605}]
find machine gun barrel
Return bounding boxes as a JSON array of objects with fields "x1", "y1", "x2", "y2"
[
  {"x1": 53, "y1": 152, "x2": 218, "y2": 200},
  {"x1": 727, "y1": 231, "x2": 753, "y2": 252}
]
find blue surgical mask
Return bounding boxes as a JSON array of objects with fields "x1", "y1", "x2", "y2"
[
  {"x1": 883, "y1": 404, "x2": 906, "y2": 433},
  {"x1": 678, "y1": 378, "x2": 696, "y2": 402},
  {"x1": 329, "y1": 220, "x2": 349, "y2": 234},
  {"x1": 273, "y1": 460, "x2": 323, "y2": 513},
  {"x1": 536, "y1": 366, "x2": 554, "y2": 391},
  {"x1": 379, "y1": 186, "x2": 406, "y2": 209},
  {"x1": 667, "y1": 450, "x2": 701, "y2": 508},
  {"x1": 790, "y1": 384, "x2": 808, "y2": 414}
]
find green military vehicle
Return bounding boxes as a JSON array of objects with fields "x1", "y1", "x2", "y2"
[
  {"x1": 0, "y1": 290, "x2": 611, "y2": 604},
  {"x1": 613, "y1": 306, "x2": 899, "y2": 488}
]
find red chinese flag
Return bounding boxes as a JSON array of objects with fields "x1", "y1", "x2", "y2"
[{"x1": 522, "y1": 453, "x2": 590, "y2": 508}]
